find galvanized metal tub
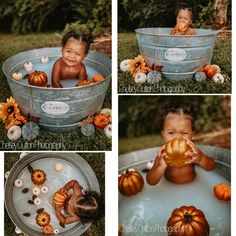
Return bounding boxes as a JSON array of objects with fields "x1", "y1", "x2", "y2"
[
  {"x1": 5, "y1": 152, "x2": 100, "y2": 236},
  {"x1": 2, "y1": 48, "x2": 111, "y2": 132},
  {"x1": 135, "y1": 28, "x2": 218, "y2": 81}
]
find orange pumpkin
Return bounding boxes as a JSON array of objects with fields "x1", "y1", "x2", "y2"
[
  {"x1": 167, "y1": 206, "x2": 210, "y2": 236},
  {"x1": 204, "y1": 64, "x2": 218, "y2": 78},
  {"x1": 76, "y1": 80, "x2": 92, "y2": 87},
  {"x1": 164, "y1": 138, "x2": 192, "y2": 168},
  {"x1": 92, "y1": 74, "x2": 105, "y2": 83},
  {"x1": 214, "y1": 183, "x2": 231, "y2": 201},
  {"x1": 93, "y1": 114, "x2": 110, "y2": 129},
  {"x1": 176, "y1": 22, "x2": 188, "y2": 32},
  {"x1": 52, "y1": 191, "x2": 68, "y2": 208},
  {"x1": 36, "y1": 211, "x2": 51, "y2": 227},
  {"x1": 118, "y1": 169, "x2": 144, "y2": 196},
  {"x1": 28, "y1": 70, "x2": 48, "y2": 87},
  {"x1": 43, "y1": 225, "x2": 53, "y2": 235}
]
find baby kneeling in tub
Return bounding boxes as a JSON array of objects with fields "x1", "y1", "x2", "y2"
[{"x1": 52, "y1": 30, "x2": 93, "y2": 88}]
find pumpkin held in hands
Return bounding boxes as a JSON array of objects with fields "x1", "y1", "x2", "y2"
[
  {"x1": 52, "y1": 190, "x2": 69, "y2": 208},
  {"x1": 92, "y1": 74, "x2": 105, "y2": 83},
  {"x1": 164, "y1": 138, "x2": 192, "y2": 168},
  {"x1": 167, "y1": 205, "x2": 210, "y2": 236},
  {"x1": 28, "y1": 71, "x2": 48, "y2": 87},
  {"x1": 214, "y1": 183, "x2": 231, "y2": 201},
  {"x1": 118, "y1": 169, "x2": 144, "y2": 196}
]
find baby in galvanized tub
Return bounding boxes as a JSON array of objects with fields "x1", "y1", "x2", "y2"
[
  {"x1": 52, "y1": 30, "x2": 93, "y2": 88},
  {"x1": 52, "y1": 180, "x2": 103, "y2": 226},
  {"x1": 170, "y1": 7, "x2": 196, "y2": 35},
  {"x1": 146, "y1": 106, "x2": 215, "y2": 185}
]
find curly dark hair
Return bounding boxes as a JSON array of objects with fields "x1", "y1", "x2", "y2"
[
  {"x1": 161, "y1": 106, "x2": 196, "y2": 131},
  {"x1": 62, "y1": 30, "x2": 94, "y2": 54},
  {"x1": 175, "y1": 5, "x2": 193, "y2": 19},
  {"x1": 75, "y1": 190, "x2": 104, "y2": 224}
]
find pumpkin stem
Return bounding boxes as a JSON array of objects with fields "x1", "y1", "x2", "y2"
[{"x1": 183, "y1": 213, "x2": 192, "y2": 222}]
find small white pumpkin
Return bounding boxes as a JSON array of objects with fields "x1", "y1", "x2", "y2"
[
  {"x1": 54, "y1": 229, "x2": 60, "y2": 235},
  {"x1": 7, "y1": 125, "x2": 22, "y2": 141},
  {"x1": 41, "y1": 186, "x2": 49, "y2": 194},
  {"x1": 32, "y1": 187, "x2": 41, "y2": 195},
  {"x1": 54, "y1": 163, "x2": 63, "y2": 172},
  {"x1": 12, "y1": 71, "x2": 23, "y2": 81},
  {"x1": 134, "y1": 72, "x2": 147, "y2": 84},
  {"x1": 5, "y1": 171, "x2": 10, "y2": 179},
  {"x1": 15, "y1": 227, "x2": 22, "y2": 234},
  {"x1": 34, "y1": 197, "x2": 41, "y2": 206},
  {"x1": 104, "y1": 124, "x2": 112, "y2": 139},
  {"x1": 147, "y1": 71, "x2": 162, "y2": 84},
  {"x1": 14, "y1": 179, "x2": 24, "y2": 188},
  {"x1": 194, "y1": 72, "x2": 207, "y2": 82},
  {"x1": 212, "y1": 73, "x2": 224, "y2": 84},
  {"x1": 41, "y1": 56, "x2": 50, "y2": 64},
  {"x1": 100, "y1": 108, "x2": 112, "y2": 118},
  {"x1": 24, "y1": 61, "x2": 33, "y2": 74},
  {"x1": 120, "y1": 59, "x2": 131, "y2": 72}
]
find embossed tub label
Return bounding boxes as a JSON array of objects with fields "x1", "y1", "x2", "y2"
[
  {"x1": 41, "y1": 101, "x2": 70, "y2": 115},
  {"x1": 165, "y1": 48, "x2": 187, "y2": 61}
]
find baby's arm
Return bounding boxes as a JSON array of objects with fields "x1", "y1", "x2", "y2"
[
  {"x1": 79, "y1": 64, "x2": 88, "y2": 81},
  {"x1": 55, "y1": 209, "x2": 80, "y2": 225},
  {"x1": 146, "y1": 145, "x2": 168, "y2": 185},
  {"x1": 63, "y1": 180, "x2": 82, "y2": 195},
  {"x1": 52, "y1": 59, "x2": 63, "y2": 88},
  {"x1": 185, "y1": 140, "x2": 216, "y2": 170}
]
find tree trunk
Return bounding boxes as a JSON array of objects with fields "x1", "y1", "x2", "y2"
[{"x1": 213, "y1": 0, "x2": 229, "y2": 28}]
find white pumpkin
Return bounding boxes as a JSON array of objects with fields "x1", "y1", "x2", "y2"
[
  {"x1": 54, "y1": 229, "x2": 60, "y2": 235},
  {"x1": 134, "y1": 72, "x2": 147, "y2": 84},
  {"x1": 41, "y1": 56, "x2": 50, "y2": 64},
  {"x1": 104, "y1": 124, "x2": 112, "y2": 139},
  {"x1": 7, "y1": 125, "x2": 22, "y2": 141},
  {"x1": 12, "y1": 72, "x2": 23, "y2": 81},
  {"x1": 41, "y1": 186, "x2": 49, "y2": 194},
  {"x1": 212, "y1": 73, "x2": 224, "y2": 84},
  {"x1": 34, "y1": 197, "x2": 42, "y2": 206},
  {"x1": 100, "y1": 108, "x2": 112, "y2": 120},
  {"x1": 24, "y1": 61, "x2": 33, "y2": 74},
  {"x1": 55, "y1": 163, "x2": 63, "y2": 172},
  {"x1": 5, "y1": 171, "x2": 10, "y2": 179},
  {"x1": 32, "y1": 187, "x2": 41, "y2": 195},
  {"x1": 14, "y1": 179, "x2": 24, "y2": 188},
  {"x1": 120, "y1": 59, "x2": 131, "y2": 72},
  {"x1": 15, "y1": 227, "x2": 22, "y2": 234}
]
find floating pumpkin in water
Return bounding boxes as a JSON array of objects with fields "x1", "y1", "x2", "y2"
[
  {"x1": 214, "y1": 183, "x2": 231, "y2": 201},
  {"x1": 92, "y1": 74, "x2": 105, "y2": 83},
  {"x1": 31, "y1": 169, "x2": 47, "y2": 185},
  {"x1": 93, "y1": 114, "x2": 110, "y2": 129},
  {"x1": 164, "y1": 138, "x2": 192, "y2": 168},
  {"x1": 118, "y1": 169, "x2": 144, "y2": 196},
  {"x1": 43, "y1": 224, "x2": 53, "y2": 235},
  {"x1": 176, "y1": 22, "x2": 188, "y2": 33},
  {"x1": 76, "y1": 80, "x2": 92, "y2": 87},
  {"x1": 52, "y1": 190, "x2": 68, "y2": 208},
  {"x1": 167, "y1": 205, "x2": 210, "y2": 236},
  {"x1": 12, "y1": 71, "x2": 23, "y2": 81},
  {"x1": 28, "y1": 70, "x2": 48, "y2": 87},
  {"x1": 36, "y1": 211, "x2": 51, "y2": 227}
]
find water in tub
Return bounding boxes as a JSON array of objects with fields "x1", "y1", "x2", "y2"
[
  {"x1": 19, "y1": 57, "x2": 99, "y2": 88},
  {"x1": 13, "y1": 158, "x2": 89, "y2": 233},
  {"x1": 119, "y1": 165, "x2": 230, "y2": 236}
]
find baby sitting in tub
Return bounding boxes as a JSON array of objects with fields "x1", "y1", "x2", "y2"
[
  {"x1": 52, "y1": 30, "x2": 93, "y2": 88},
  {"x1": 53, "y1": 180, "x2": 103, "y2": 226},
  {"x1": 146, "y1": 106, "x2": 215, "y2": 185},
  {"x1": 170, "y1": 7, "x2": 196, "y2": 35}
]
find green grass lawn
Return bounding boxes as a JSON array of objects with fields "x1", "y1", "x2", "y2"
[
  {"x1": 118, "y1": 33, "x2": 231, "y2": 94},
  {"x1": 0, "y1": 33, "x2": 111, "y2": 151},
  {"x1": 4, "y1": 152, "x2": 105, "y2": 236}
]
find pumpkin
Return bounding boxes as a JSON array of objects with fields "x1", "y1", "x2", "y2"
[
  {"x1": 204, "y1": 64, "x2": 218, "y2": 78},
  {"x1": 43, "y1": 225, "x2": 53, "y2": 235},
  {"x1": 93, "y1": 114, "x2": 110, "y2": 129},
  {"x1": 167, "y1": 205, "x2": 210, "y2": 236},
  {"x1": 134, "y1": 72, "x2": 147, "y2": 84},
  {"x1": 177, "y1": 22, "x2": 188, "y2": 32},
  {"x1": 212, "y1": 73, "x2": 224, "y2": 84},
  {"x1": 104, "y1": 124, "x2": 112, "y2": 139},
  {"x1": 12, "y1": 71, "x2": 23, "y2": 81},
  {"x1": 147, "y1": 71, "x2": 162, "y2": 84},
  {"x1": 193, "y1": 72, "x2": 207, "y2": 82},
  {"x1": 120, "y1": 59, "x2": 131, "y2": 72},
  {"x1": 76, "y1": 80, "x2": 92, "y2": 87},
  {"x1": 41, "y1": 56, "x2": 50, "y2": 64},
  {"x1": 36, "y1": 211, "x2": 51, "y2": 227},
  {"x1": 31, "y1": 169, "x2": 46, "y2": 185},
  {"x1": 118, "y1": 169, "x2": 144, "y2": 196},
  {"x1": 28, "y1": 70, "x2": 48, "y2": 87},
  {"x1": 164, "y1": 138, "x2": 192, "y2": 168},
  {"x1": 24, "y1": 61, "x2": 33, "y2": 74},
  {"x1": 214, "y1": 183, "x2": 231, "y2": 201},
  {"x1": 22, "y1": 122, "x2": 39, "y2": 141},
  {"x1": 80, "y1": 123, "x2": 95, "y2": 136},
  {"x1": 92, "y1": 74, "x2": 105, "y2": 83},
  {"x1": 7, "y1": 125, "x2": 22, "y2": 141},
  {"x1": 52, "y1": 191, "x2": 68, "y2": 208}
]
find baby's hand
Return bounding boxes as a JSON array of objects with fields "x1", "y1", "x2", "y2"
[
  {"x1": 155, "y1": 145, "x2": 168, "y2": 169},
  {"x1": 184, "y1": 140, "x2": 203, "y2": 164},
  {"x1": 59, "y1": 187, "x2": 67, "y2": 193}
]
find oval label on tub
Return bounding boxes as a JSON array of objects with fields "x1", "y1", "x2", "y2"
[
  {"x1": 165, "y1": 48, "x2": 187, "y2": 61},
  {"x1": 41, "y1": 101, "x2": 70, "y2": 115}
]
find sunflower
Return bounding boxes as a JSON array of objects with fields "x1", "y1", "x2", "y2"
[
  {"x1": 0, "y1": 96, "x2": 20, "y2": 123},
  {"x1": 5, "y1": 113, "x2": 28, "y2": 130},
  {"x1": 128, "y1": 55, "x2": 146, "y2": 76}
]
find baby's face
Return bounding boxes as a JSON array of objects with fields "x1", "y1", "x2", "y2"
[
  {"x1": 62, "y1": 38, "x2": 86, "y2": 67},
  {"x1": 162, "y1": 113, "x2": 193, "y2": 143},
  {"x1": 176, "y1": 9, "x2": 192, "y2": 28}
]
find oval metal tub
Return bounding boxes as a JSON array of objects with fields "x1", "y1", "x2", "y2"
[
  {"x1": 2, "y1": 48, "x2": 111, "y2": 132},
  {"x1": 135, "y1": 28, "x2": 218, "y2": 81}
]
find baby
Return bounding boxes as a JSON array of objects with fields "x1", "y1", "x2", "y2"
[
  {"x1": 52, "y1": 30, "x2": 93, "y2": 88},
  {"x1": 170, "y1": 7, "x2": 196, "y2": 35},
  {"x1": 146, "y1": 107, "x2": 215, "y2": 185},
  {"x1": 53, "y1": 180, "x2": 102, "y2": 226}
]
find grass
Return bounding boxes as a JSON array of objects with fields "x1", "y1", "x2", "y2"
[
  {"x1": 4, "y1": 152, "x2": 105, "y2": 236},
  {"x1": 118, "y1": 32, "x2": 231, "y2": 94},
  {"x1": 0, "y1": 33, "x2": 111, "y2": 151}
]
